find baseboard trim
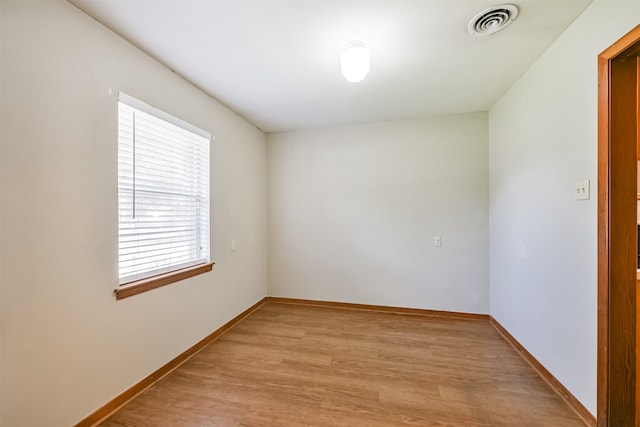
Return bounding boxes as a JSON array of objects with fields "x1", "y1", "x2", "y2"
[
  {"x1": 489, "y1": 317, "x2": 596, "y2": 427},
  {"x1": 265, "y1": 297, "x2": 489, "y2": 321},
  {"x1": 74, "y1": 296, "x2": 268, "y2": 427}
]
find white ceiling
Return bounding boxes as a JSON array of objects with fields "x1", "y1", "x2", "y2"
[{"x1": 69, "y1": 0, "x2": 592, "y2": 133}]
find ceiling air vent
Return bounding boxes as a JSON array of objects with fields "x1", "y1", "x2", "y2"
[{"x1": 468, "y1": 4, "x2": 519, "y2": 36}]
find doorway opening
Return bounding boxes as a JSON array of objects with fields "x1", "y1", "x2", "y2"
[{"x1": 597, "y1": 24, "x2": 640, "y2": 427}]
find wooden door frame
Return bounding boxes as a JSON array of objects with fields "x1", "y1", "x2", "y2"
[{"x1": 598, "y1": 24, "x2": 640, "y2": 427}]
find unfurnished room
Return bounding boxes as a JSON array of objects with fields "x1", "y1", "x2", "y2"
[{"x1": 2, "y1": 0, "x2": 640, "y2": 426}]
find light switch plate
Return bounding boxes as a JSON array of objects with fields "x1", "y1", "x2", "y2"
[{"x1": 575, "y1": 180, "x2": 590, "y2": 200}]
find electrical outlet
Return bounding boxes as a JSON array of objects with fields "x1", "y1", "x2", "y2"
[{"x1": 434, "y1": 236, "x2": 442, "y2": 247}]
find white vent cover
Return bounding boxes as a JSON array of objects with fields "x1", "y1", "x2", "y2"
[{"x1": 468, "y1": 4, "x2": 519, "y2": 36}]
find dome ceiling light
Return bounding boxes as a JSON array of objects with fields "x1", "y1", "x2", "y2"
[{"x1": 341, "y1": 40, "x2": 370, "y2": 83}]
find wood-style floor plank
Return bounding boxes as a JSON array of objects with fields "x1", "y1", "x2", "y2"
[{"x1": 100, "y1": 302, "x2": 587, "y2": 426}]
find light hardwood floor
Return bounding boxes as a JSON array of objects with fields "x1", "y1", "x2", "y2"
[{"x1": 101, "y1": 302, "x2": 586, "y2": 426}]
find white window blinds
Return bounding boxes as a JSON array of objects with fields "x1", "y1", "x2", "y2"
[{"x1": 118, "y1": 93, "x2": 211, "y2": 285}]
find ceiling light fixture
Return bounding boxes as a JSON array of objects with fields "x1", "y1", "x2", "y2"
[{"x1": 341, "y1": 40, "x2": 370, "y2": 83}]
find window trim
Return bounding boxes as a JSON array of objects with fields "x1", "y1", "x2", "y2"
[
  {"x1": 115, "y1": 92, "x2": 213, "y2": 298},
  {"x1": 115, "y1": 262, "x2": 214, "y2": 300}
]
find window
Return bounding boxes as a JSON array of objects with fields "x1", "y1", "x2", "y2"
[{"x1": 116, "y1": 93, "x2": 213, "y2": 299}]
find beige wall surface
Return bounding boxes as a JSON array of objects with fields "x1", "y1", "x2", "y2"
[
  {"x1": 0, "y1": 1, "x2": 267, "y2": 425},
  {"x1": 267, "y1": 113, "x2": 489, "y2": 314},
  {"x1": 489, "y1": 0, "x2": 640, "y2": 415}
]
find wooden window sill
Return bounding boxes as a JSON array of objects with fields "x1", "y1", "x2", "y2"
[{"x1": 114, "y1": 262, "x2": 214, "y2": 300}]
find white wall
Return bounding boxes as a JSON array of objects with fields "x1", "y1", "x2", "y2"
[
  {"x1": 489, "y1": 0, "x2": 640, "y2": 415},
  {"x1": 0, "y1": 1, "x2": 267, "y2": 426},
  {"x1": 267, "y1": 113, "x2": 489, "y2": 313}
]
